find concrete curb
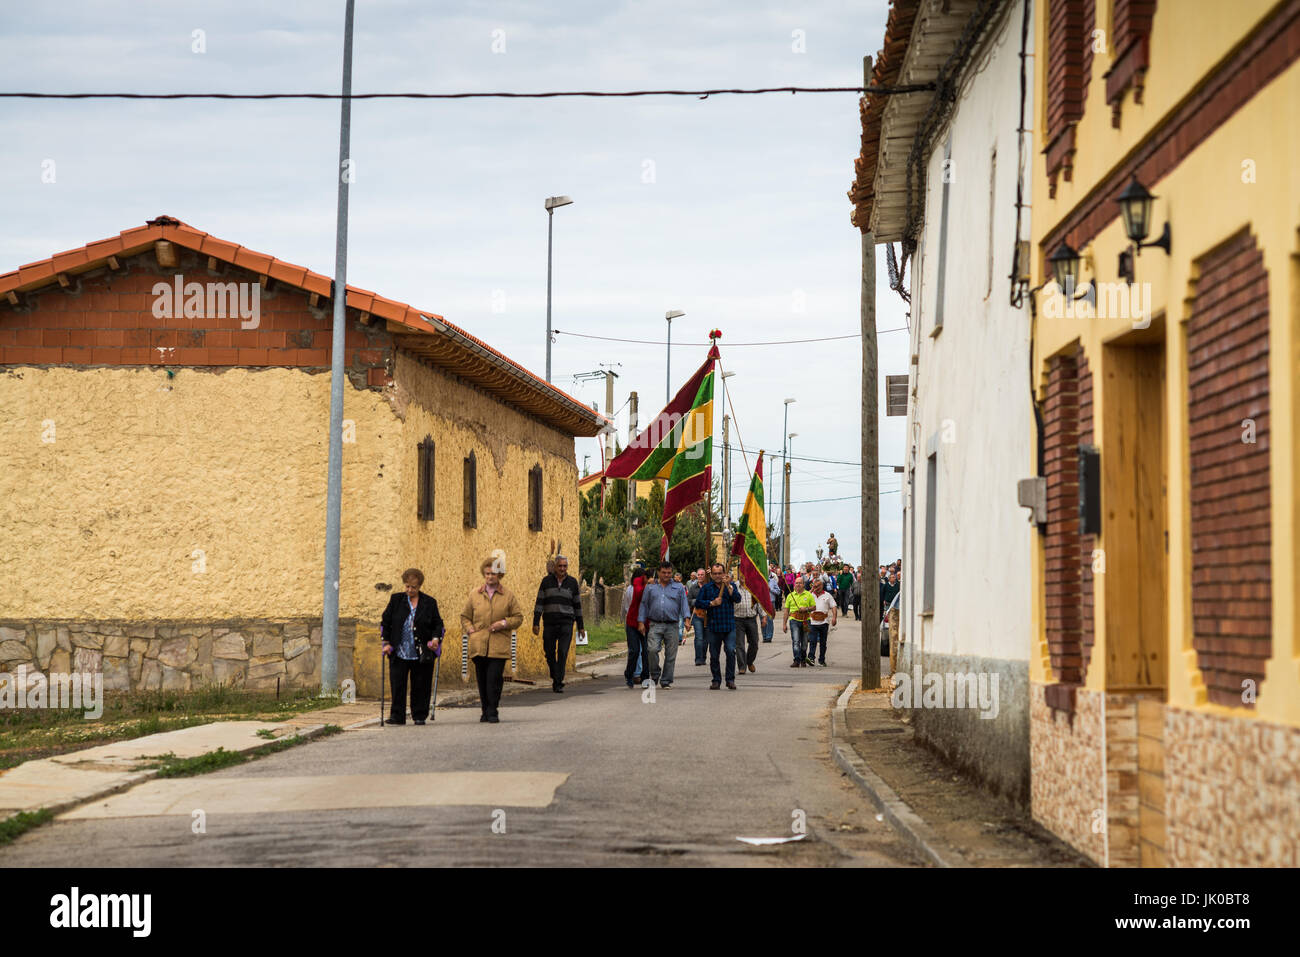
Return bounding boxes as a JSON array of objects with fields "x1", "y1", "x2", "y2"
[{"x1": 831, "y1": 680, "x2": 967, "y2": 868}]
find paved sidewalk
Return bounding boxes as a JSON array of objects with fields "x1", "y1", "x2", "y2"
[{"x1": 835, "y1": 685, "x2": 1091, "y2": 867}]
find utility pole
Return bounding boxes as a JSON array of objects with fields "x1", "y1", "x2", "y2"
[
  {"x1": 860, "y1": 56, "x2": 881, "y2": 691},
  {"x1": 603, "y1": 368, "x2": 618, "y2": 464},
  {"x1": 320, "y1": 0, "x2": 355, "y2": 695},
  {"x1": 627, "y1": 391, "x2": 638, "y2": 532}
]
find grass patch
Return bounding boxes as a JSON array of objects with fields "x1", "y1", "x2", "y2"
[
  {"x1": 0, "y1": 808, "x2": 54, "y2": 846},
  {"x1": 0, "y1": 684, "x2": 331, "y2": 770},
  {"x1": 577, "y1": 620, "x2": 636, "y2": 655},
  {"x1": 145, "y1": 725, "x2": 343, "y2": 778}
]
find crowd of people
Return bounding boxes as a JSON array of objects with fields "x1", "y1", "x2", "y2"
[{"x1": 376, "y1": 546, "x2": 906, "y2": 724}]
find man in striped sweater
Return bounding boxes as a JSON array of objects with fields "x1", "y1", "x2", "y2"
[{"x1": 532, "y1": 555, "x2": 584, "y2": 693}]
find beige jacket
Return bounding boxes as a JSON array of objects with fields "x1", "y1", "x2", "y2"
[{"x1": 459, "y1": 584, "x2": 524, "y2": 659}]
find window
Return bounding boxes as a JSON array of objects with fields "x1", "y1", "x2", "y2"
[
  {"x1": 417, "y1": 436, "x2": 435, "y2": 521},
  {"x1": 933, "y1": 134, "x2": 952, "y2": 335},
  {"x1": 922, "y1": 452, "x2": 937, "y2": 614},
  {"x1": 528, "y1": 464, "x2": 543, "y2": 532},
  {"x1": 463, "y1": 451, "x2": 477, "y2": 528}
]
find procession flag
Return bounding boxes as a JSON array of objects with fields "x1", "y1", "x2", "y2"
[
  {"x1": 731, "y1": 451, "x2": 775, "y2": 617},
  {"x1": 605, "y1": 344, "x2": 718, "y2": 558}
]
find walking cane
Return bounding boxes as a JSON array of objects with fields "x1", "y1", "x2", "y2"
[
  {"x1": 379, "y1": 644, "x2": 386, "y2": 728},
  {"x1": 430, "y1": 631, "x2": 443, "y2": 721}
]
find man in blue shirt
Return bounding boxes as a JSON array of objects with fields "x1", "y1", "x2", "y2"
[
  {"x1": 695, "y1": 562, "x2": 742, "y2": 689},
  {"x1": 637, "y1": 560, "x2": 691, "y2": 689}
]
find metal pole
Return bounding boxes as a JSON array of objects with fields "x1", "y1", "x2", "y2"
[
  {"x1": 628, "y1": 392, "x2": 638, "y2": 528},
  {"x1": 860, "y1": 54, "x2": 881, "y2": 691},
  {"x1": 780, "y1": 403, "x2": 790, "y2": 565},
  {"x1": 665, "y1": 317, "x2": 672, "y2": 404},
  {"x1": 320, "y1": 0, "x2": 355, "y2": 695},
  {"x1": 783, "y1": 459, "x2": 792, "y2": 569},
  {"x1": 722, "y1": 414, "x2": 731, "y2": 553},
  {"x1": 545, "y1": 209, "x2": 554, "y2": 382}
]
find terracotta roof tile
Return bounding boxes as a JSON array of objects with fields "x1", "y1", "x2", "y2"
[{"x1": 0, "y1": 217, "x2": 607, "y2": 436}]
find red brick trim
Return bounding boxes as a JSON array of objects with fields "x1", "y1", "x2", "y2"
[
  {"x1": 1104, "y1": 0, "x2": 1157, "y2": 126},
  {"x1": 1042, "y1": 0, "x2": 1300, "y2": 260},
  {"x1": 1044, "y1": 344, "x2": 1096, "y2": 713},
  {"x1": 1186, "y1": 229, "x2": 1272, "y2": 708}
]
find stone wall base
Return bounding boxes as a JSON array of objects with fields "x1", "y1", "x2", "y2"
[
  {"x1": 0, "y1": 619, "x2": 354, "y2": 693},
  {"x1": 896, "y1": 645, "x2": 1031, "y2": 807}
]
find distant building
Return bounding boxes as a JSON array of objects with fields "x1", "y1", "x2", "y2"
[{"x1": 0, "y1": 217, "x2": 606, "y2": 695}]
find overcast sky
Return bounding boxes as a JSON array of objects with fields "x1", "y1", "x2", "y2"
[{"x1": 0, "y1": 0, "x2": 909, "y2": 567}]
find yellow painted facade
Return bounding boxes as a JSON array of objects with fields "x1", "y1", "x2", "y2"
[
  {"x1": 0, "y1": 352, "x2": 581, "y2": 689},
  {"x1": 1029, "y1": 0, "x2": 1300, "y2": 727}
]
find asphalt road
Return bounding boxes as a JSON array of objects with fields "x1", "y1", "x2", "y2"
[{"x1": 1, "y1": 621, "x2": 917, "y2": 867}]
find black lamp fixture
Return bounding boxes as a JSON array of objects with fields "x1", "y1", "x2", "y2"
[
  {"x1": 1116, "y1": 175, "x2": 1171, "y2": 284},
  {"x1": 1048, "y1": 241, "x2": 1092, "y2": 301}
]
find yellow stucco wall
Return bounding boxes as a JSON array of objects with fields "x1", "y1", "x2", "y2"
[
  {"x1": 1029, "y1": 3, "x2": 1300, "y2": 727},
  {"x1": 0, "y1": 354, "x2": 583, "y2": 689}
]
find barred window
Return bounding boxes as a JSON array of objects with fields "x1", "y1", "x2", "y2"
[
  {"x1": 528, "y1": 464, "x2": 543, "y2": 531},
  {"x1": 417, "y1": 436, "x2": 435, "y2": 521}
]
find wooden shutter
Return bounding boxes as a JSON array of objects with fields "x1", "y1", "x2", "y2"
[
  {"x1": 417, "y1": 436, "x2": 435, "y2": 521},
  {"x1": 528, "y1": 465, "x2": 543, "y2": 531},
  {"x1": 463, "y1": 451, "x2": 477, "y2": 528}
]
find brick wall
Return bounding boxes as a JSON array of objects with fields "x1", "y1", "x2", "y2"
[
  {"x1": 1106, "y1": 0, "x2": 1157, "y2": 124},
  {"x1": 1186, "y1": 229, "x2": 1272, "y2": 708},
  {"x1": 0, "y1": 248, "x2": 394, "y2": 390}
]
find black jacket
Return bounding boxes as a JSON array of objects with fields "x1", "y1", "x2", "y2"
[
  {"x1": 532, "y1": 573, "x2": 583, "y2": 630},
  {"x1": 380, "y1": 591, "x2": 445, "y2": 665}
]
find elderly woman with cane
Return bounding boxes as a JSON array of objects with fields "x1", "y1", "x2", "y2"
[
  {"x1": 460, "y1": 556, "x2": 524, "y2": 723},
  {"x1": 380, "y1": 568, "x2": 444, "y2": 725}
]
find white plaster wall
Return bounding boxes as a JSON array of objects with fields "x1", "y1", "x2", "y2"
[{"x1": 902, "y1": 0, "x2": 1036, "y2": 663}]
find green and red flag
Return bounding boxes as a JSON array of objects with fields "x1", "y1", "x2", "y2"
[
  {"x1": 605, "y1": 344, "x2": 718, "y2": 558},
  {"x1": 731, "y1": 451, "x2": 775, "y2": 617}
]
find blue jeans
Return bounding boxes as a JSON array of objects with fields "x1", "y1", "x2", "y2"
[
  {"x1": 708, "y1": 629, "x2": 736, "y2": 684},
  {"x1": 788, "y1": 620, "x2": 808, "y2": 662},
  {"x1": 807, "y1": 623, "x2": 829, "y2": 663},
  {"x1": 692, "y1": 615, "x2": 706, "y2": 663},
  {"x1": 624, "y1": 624, "x2": 648, "y2": 684},
  {"x1": 762, "y1": 613, "x2": 774, "y2": 642}
]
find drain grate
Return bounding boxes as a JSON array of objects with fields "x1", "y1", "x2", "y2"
[{"x1": 862, "y1": 728, "x2": 905, "y2": 734}]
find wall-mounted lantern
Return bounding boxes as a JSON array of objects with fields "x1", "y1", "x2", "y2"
[{"x1": 1116, "y1": 176, "x2": 1171, "y2": 284}]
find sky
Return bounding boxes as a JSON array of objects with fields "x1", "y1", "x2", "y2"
[{"x1": 0, "y1": 0, "x2": 909, "y2": 567}]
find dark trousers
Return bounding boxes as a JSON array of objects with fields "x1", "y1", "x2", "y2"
[
  {"x1": 808, "y1": 623, "x2": 829, "y2": 663},
  {"x1": 734, "y1": 616, "x2": 760, "y2": 669},
  {"x1": 837, "y1": 590, "x2": 849, "y2": 614},
  {"x1": 473, "y1": 655, "x2": 506, "y2": 719},
  {"x1": 624, "y1": 624, "x2": 649, "y2": 684},
  {"x1": 542, "y1": 620, "x2": 574, "y2": 688},
  {"x1": 389, "y1": 657, "x2": 435, "y2": 722},
  {"x1": 708, "y1": 629, "x2": 737, "y2": 684}
]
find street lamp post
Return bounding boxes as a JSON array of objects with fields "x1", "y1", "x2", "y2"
[
  {"x1": 544, "y1": 195, "x2": 573, "y2": 383},
  {"x1": 665, "y1": 310, "x2": 684, "y2": 401},
  {"x1": 779, "y1": 397, "x2": 795, "y2": 559},
  {"x1": 720, "y1": 370, "x2": 736, "y2": 548}
]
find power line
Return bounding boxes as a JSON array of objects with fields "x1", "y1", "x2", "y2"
[
  {"x1": 555, "y1": 328, "x2": 907, "y2": 346},
  {"x1": 726, "y1": 489, "x2": 899, "y2": 507},
  {"x1": 0, "y1": 83, "x2": 935, "y2": 102}
]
